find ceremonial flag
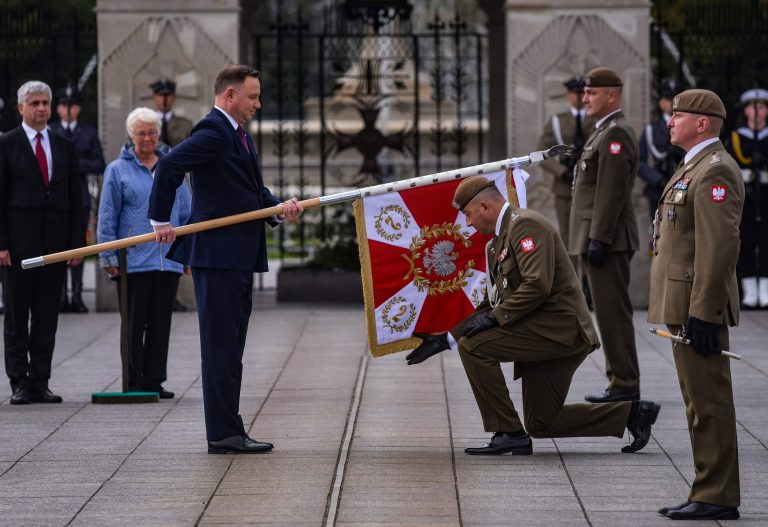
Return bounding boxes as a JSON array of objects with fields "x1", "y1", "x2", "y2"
[{"x1": 354, "y1": 168, "x2": 529, "y2": 357}]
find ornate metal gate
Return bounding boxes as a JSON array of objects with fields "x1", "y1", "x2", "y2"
[{"x1": 250, "y1": 4, "x2": 487, "y2": 264}]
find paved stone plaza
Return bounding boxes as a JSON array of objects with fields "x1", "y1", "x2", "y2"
[{"x1": 1, "y1": 289, "x2": 767, "y2": 526}]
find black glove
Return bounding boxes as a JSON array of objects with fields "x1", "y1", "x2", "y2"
[
  {"x1": 406, "y1": 332, "x2": 449, "y2": 365},
  {"x1": 685, "y1": 316, "x2": 722, "y2": 357},
  {"x1": 587, "y1": 239, "x2": 606, "y2": 268},
  {"x1": 462, "y1": 311, "x2": 499, "y2": 338}
]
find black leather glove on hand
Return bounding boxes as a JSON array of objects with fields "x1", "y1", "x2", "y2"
[
  {"x1": 406, "y1": 332, "x2": 449, "y2": 365},
  {"x1": 462, "y1": 311, "x2": 499, "y2": 338},
  {"x1": 587, "y1": 239, "x2": 606, "y2": 268},
  {"x1": 685, "y1": 316, "x2": 722, "y2": 357}
]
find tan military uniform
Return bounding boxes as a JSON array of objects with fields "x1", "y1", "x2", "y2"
[
  {"x1": 648, "y1": 140, "x2": 743, "y2": 507},
  {"x1": 569, "y1": 110, "x2": 640, "y2": 394},
  {"x1": 538, "y1": 110, "x2": 596, "y2": 244},
  {"x1": 165, "y1": 115, "x2": 194, "y2": 147},
  {"x1": 450, "y1": 206, "x2": 631, "y2": 437}
]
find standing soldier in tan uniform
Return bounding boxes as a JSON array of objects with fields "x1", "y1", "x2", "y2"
[
  {"x1": 406, "y1": 177, "x2": 660, "y2": 456},
  {"x1": 150, "y1": 79, "x2": 194, "y2": 148},
  {"x1": 537, "y1": 77, "x2": 595, "y2": 248},
  {"x1": 569, "y1": 67, "x2": 640, "y2": 403},
  {"x1": 649, "y1": 90, "x2": 742, "y2": 521}
]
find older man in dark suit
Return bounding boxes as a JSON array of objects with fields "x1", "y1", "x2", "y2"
[
  {"x1": 0, "y1": 80, "x2": 85, "y2": 405},
  {"x1": 149, "y1": 64, "x2": 303, "y2": 453}
]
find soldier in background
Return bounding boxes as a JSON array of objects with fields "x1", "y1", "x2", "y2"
[
  {"x1": 726, "y1": 88, "x2": 768, "y2": 308},
  {"x1": 569, "y1": 67, "x2": 640, "y2": 404},
  {"x1": 51, "y1": 87, "x2": 105, "y2": 313},
  {"x1": 638, "y1": 79, "x2": 685, "y2": 252},
  {"x1": 0, "y1": 96, "x2": 4, "y2": 315},
  {"x1": 151, "y1": 79, "x2": 193, "y2": 149},
  {"x1": 537, "y1": 77, "x2": 595, "y2": 250}
]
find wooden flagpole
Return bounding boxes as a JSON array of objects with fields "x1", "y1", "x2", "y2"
[{"x1": 21, "y1": 145, "x2": 571, "y2": 270}]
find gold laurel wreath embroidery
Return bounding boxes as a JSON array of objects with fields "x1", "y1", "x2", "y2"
[
  {"x1": 381, "y1": 296, "x2": 417, "y2": 333},
  {"x1": 374, "y1": 204, "x2": 411, "y2": 242},
  {"x1": 402, "y1": 223, "x2": 475, "y2": 295}
]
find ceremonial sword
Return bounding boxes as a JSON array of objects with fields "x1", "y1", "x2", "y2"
[
  {"x1": 649, "y1": 328, "x2": 742, "y2": 360},
  {"x1": 22, "y1": 145, "x2": 573, "y2": 270}
]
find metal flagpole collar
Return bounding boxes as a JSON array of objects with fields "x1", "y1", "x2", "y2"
[{"x1": 21, "y1": 256, "x2": 45, "y2": 269}]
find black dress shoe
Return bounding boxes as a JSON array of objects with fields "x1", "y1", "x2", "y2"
[
  {"x1": 622, "y1": 400, "x2": 660, "y2": 453},
  {"x1": 465, "y1": 432, "x2": 533, "y2": 455},
  {"x1": 244, "y1": 434, "x2": 274, "y2": 449},
  {"x1": 10, "y1": 385, "x2": 31, "y2": 405},
  {"x1": 30, "y1": 387, "x2": 63, "y2": 403},
  {"x1": 69, "y1": 297, "x2": 89, "y2": 313},
  {"x1": 666, "y1": 501, "x2": 739, "y2": 520},
  {"x1": 584, "y1": 388, "x2": 640, "y2": 403},
  {"x1": 155, "y1": 387, "x2": 174, "y2": 399},
  {"x1": 172, "y1": 298, "x2": 188, "y2": 312},
  {"x1": 207, "y1": 435, "x2": 273, "y2": 454},
  {"x1": 658, "y1": 501, "x2": 691, "y2": 516}
]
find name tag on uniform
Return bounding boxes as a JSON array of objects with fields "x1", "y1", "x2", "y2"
[{"x1": 673, "y1": 178, "x2": 691, "y2": 190}]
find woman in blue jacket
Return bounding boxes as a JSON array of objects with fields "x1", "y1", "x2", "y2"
[{"x1": 98, "y1": 107, "x2": 191, "y2": 398}]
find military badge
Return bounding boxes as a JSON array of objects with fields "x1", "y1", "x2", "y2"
[
  {"x1": 520, "y1": 237, "x2": 535, "y2": 253},
  {"x1": 710, "y1": 152, "x2": 721, "y2": 164},
  {"x1": 502, "y1": 277, "x2": 508, "y2": 289},
  {"x1": 497, "y1": 247, "x2": 509, "y2": 262},
  {"x1": 674, "y1": 190, "x2": 684, "y2": 202},
  {"x1": 711, "y1": 184, "x2": 727, "y2": 202},
  {"x1": 673, "y1": 178, "x2": 691, "y2": 190},
  {"x1": 609, "y1": 142, "x2": 622, "y2": 155}
]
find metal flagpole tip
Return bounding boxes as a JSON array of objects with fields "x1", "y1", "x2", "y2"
[{"x1": 21, "y1": 256, "x2": 45, "y2": 269}]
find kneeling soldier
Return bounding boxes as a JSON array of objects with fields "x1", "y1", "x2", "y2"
[{"x1": 406, "y1": 176, "x2": 660, "y2": 455}]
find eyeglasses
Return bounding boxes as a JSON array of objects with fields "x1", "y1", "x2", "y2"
[{"x1": 133, "y1": 130, "x2": 158, "y2": 139}]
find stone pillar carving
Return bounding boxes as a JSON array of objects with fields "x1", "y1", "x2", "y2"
[
  {"x1": 505, "y1": 0, "x2": 652, "y2": 307},
  {"x1": 94, "y1": 0, "x2": 239, "y2": 311}
]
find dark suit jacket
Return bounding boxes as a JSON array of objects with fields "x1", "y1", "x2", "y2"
[
  {"x1": 0, "y1": 126, "x2": 85, "y2": 261},
  {"x1": 148, "y1": 108, "x2": 281, "y2": 272},
  {"x1": 50, "y1": 122, "x2": 105, "y2": 177}
]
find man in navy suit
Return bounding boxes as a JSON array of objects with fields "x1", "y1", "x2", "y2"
[
  {"x1": 148, "y1": 64, "x2": 303, "y2": 453},
  {"x1": 51, "y1": 86, "x2": 106, "y2": 313},
  {"x1": 0, "y1": 80, "x2": 85, "y2": 404}
]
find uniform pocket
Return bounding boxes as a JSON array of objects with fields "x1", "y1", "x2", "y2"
[{"x1": 665, "y1": 262, "x2": 693, "y2": 321}]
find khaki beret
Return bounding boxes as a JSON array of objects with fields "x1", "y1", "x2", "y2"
[
  {"x1": 453, "y1": 176, "x2": 497, "y2": 210},
  {"x1": 584, "y1": 67, "x2": 623, "y2": 88},
  {"x1": 672, "y1": 89, "x2": 726, "y2": 120}
]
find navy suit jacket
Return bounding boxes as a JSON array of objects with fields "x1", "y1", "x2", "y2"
[
  {"x1": 0, "y1": 126, "x2": 85, "y2": 261},
  {"x1": 148, "y1": 108, "x2": 281, "y2": 272}
]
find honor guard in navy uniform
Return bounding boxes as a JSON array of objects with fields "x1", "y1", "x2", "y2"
[
  {"x1": 51, "y1": 86, "x2": 106, "y2": 313},
  {"x1": 649, "y1": 89, "x2": 742, "y2": 521},
  {"x1": 406, "y1": 177, "x2": 660, "y2": 457},
  {"x1": 638, "y1": 80, "x2": 685, "y2": 247},
  {"x1": 569, "y1": 67, "x2": 640, "y2": 403},
  {"x1": 537, "y1": 77, "x2": 596, "y2": 248},
  {"x1": 150, "y1": 79, "x2": 194, "y2": 148},
  {"x1": 727, "y1": 88, "x2": 768, "y2": 308}
]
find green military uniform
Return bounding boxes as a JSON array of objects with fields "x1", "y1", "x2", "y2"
[
  {"x1": 165, "y1": 114, "x2": 193, "y2": 147},
  {"x1": 538, "y1": 109, "x2": 595, "y2": 245},
  {"x1": 648, "y1": 92, "x2": 743, "y2": 507},
  {"x1": 569, "y1": 107, "x2": 640, "y2": 395},
  {"x1": 450, "y1": 205, "x2": 631, "y2": 437}
]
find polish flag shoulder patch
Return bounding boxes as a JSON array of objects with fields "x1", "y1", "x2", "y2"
[
  {"x1": 520, "y1": 237, "x2": 535, "y2": 253},
  {"x1": 711, "y1": 185, "x2": 727, "y2": 202},
  {"x1": 609, "y1": 142, "x2": 622, "y2": 155}
]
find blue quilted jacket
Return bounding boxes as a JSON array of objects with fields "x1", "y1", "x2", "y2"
[{"x1": 98, "y1": 145, "x2": 191, "y2": 274}]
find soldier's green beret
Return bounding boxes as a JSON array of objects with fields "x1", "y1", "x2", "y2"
[
  {"x1": 672, "y1": 89, "x2": 726, "y2": 120},
  {"x1": 584, "y1": 67, "x2": 623, "y2": 88},
  {"x1": 453, "y1": 176, "x2": 496, "y2": 210}
]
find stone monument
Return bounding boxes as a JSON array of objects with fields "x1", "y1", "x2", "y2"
[{"x1": 94, "y1": 0, "x2": 239, "y2": 310}]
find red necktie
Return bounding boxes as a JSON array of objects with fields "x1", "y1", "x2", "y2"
[
  {"x1": 236, "y1": 126, "x2": 250, "y2": 153},
  {"x1": 35, "y1": 132, "x2": 49, "y2": 186}
]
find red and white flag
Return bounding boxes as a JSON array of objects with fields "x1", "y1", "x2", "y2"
[{"x1": 353, "y1": 168, "x2": 528, "y2": 356}]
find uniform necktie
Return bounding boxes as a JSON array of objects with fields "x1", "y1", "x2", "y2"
[
  {"x1": 35, "y1": 132, "x2": 49, "y2": 186},
  {"x1": 575, "y1": 112, "x2": 583, "y2": 144},
  {"x1": 65, "y1": 125, "x2": 72, "y2": 138},
  {"x1": 236, "y1": 126, "x2": 250, "y2": 153}
]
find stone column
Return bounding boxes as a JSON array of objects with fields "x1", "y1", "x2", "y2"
[
  {"x1": 478, "y1": 0, "x2": 507, "y2": 161},
  {"x1": 505, "y1": 0, "x2": 652, "y2": 307},
  {"x1": 94, "y1": 0, "x2": 239, "y2": 310}
]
